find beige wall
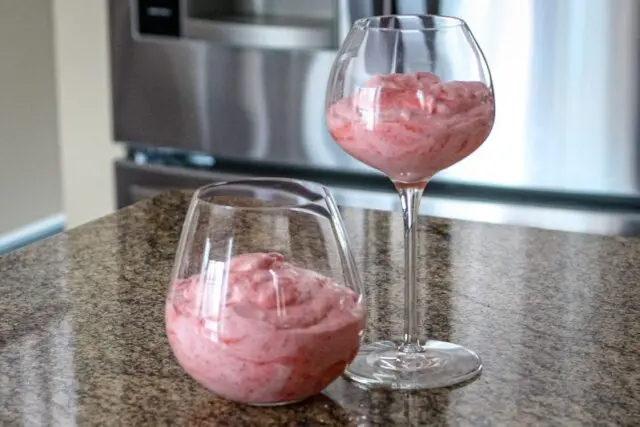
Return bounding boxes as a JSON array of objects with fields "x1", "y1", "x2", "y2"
[
  {"x1": 53, "y1": 0, "x2": 123, "y2": 229},
  {"x1": 0, "y1": 0, "x2": 62, "y2": 235}
]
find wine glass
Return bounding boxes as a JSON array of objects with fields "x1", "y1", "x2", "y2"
[
  {"x1": 325, "y1": 15, "x2": 495, "y2": 390},
  {"x1": 165, "y1": 178, "x2": 366, "y2": 405}
]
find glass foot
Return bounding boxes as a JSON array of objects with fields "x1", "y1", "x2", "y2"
[
  {"x1": 247, "y1": 398, "x2": 306, "y2": 407},
  {"x1": 344, "y1": 340, "x2": 482, "y2": 390}
]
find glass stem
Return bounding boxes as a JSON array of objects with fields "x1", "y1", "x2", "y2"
[{"x1": 396, "y1": 183, "x2": 427, "y2": 354}]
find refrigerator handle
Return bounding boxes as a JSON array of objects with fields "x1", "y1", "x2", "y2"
[{"x1": 335, "y1": 1, "x2": 439, "y2": 47}]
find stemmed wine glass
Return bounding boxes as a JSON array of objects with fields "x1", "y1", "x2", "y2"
[{"x1": 325, "y1": 15, "x2": 495, "y2": 389}]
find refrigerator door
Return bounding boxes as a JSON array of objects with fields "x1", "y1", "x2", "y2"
[
  {"x1": 437, "y1": 0, "x2": 640, "y2": 197},
  {"x1": 109, "y1": 0, "x2": 376, "y2": 175}
]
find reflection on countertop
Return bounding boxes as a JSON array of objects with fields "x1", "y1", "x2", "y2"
[{"x1": 0, "y1": 191, "x2": 639, "y2": 426}]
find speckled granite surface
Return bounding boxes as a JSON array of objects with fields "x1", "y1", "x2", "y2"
[{"x1": 1, "y1": 190, "x2": 639, "y2": 426}]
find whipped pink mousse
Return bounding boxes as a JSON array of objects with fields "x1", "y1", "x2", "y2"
[
  {"x1": 326, "y1": 71, "x2": 494, "y2": 183},
  {"x1": 166, "y1": 252, "x2": 365, "y2": 405}
]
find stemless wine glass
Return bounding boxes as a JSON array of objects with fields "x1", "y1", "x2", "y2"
[
  {"x1": 325, "y1": 15, "x2": 495, "y2": 390},
  {"x1": 165, "y1": 178, "x2": 366, "y2": 406}
]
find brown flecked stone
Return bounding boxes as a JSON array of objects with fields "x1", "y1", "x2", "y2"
[{"x1": 0, "y1": 190, "x2": 639, "y2": 426}]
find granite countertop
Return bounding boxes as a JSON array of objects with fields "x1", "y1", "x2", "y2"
[{"x1": 1, "y1": 190, "x2": 639, "y2": 426}]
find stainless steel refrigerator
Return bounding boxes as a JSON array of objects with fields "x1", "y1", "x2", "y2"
[{"x1": 109, "y1": 0, "x2": 640, "y2": 236}]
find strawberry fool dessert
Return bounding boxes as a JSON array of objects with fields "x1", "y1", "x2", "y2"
[
  {"x1": 326, "y1": 71, "x2": 494, "y2": 183},
  {"x1": 165, "y1": 252, "x2": 365, "y2": 405}
]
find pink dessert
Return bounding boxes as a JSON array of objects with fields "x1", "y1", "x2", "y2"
[
  {"x1": 326, "y1": 71, "x2": 494, "y2": 183},
  {"x1": 165, "y1": 252, "x2": 365, "y2": 405}
]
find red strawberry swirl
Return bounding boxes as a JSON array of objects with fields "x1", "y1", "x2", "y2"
[
  {"x1": 326, "y1": 72, "x2": 494, "y2": 183},
  {"x1": 165, "y1": 252, "x2": 365, "y2": 405}
]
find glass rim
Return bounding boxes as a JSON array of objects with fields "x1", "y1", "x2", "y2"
[
  {"x1": 354, "y1": 14, "x2": 466, "y2": 32},
  {"x1": 192, "y1": 177, "x2": 330, "y2": 211}
]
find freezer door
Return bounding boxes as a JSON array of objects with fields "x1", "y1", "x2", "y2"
[
  {"x1": 115, "y1": 160, "x2": 640, "y2": 237},
  {"x1": 115, "y1": 160, "x2": 249, "y2": 208},
  {"x1": 115, "y1": 159, "x2": 400, "y2": 210}
]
